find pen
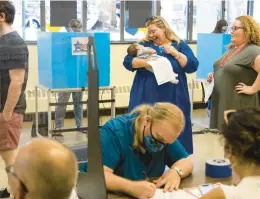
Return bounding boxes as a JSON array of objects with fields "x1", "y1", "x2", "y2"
[{"x1": 142, "y1": 171, "x2": 150, "y2": 181}]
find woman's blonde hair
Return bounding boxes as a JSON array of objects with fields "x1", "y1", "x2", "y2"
[
  {"x1": 141, "y1": 16, "x2": 181, "y2": 43},
  {"x1": 229, "y1": 15, "x2": 260, "y2": 48},
  {"x1": 131, "y1": 102, "x2": 185, "y2": 150}
]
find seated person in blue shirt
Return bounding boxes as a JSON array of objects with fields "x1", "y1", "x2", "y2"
[{"x1": 101, "y1": 102, "x2": 193, "y2": 198}]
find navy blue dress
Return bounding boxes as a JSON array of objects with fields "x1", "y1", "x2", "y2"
[{"x1": 123, "y1": 40, "x2": 199, "y2": 154}]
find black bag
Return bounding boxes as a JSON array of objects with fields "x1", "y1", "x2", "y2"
[{"x1": 31, "y1": 112, "x2": 48, "y2": 137}]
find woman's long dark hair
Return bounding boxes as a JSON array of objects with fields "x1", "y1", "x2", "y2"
[{"x1": 212, "y1": 19, "x2": 228, "y2": 33}]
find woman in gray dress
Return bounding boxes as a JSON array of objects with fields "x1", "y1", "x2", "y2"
[{"x1": 208, "y1": 15, "x2": 260, "y2": 130}]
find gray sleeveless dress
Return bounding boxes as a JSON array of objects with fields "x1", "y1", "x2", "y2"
[{"x1": 210, "y1": 44, "x2": 260, "y2": 130}]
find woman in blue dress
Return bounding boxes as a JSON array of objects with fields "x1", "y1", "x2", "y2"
[{"x1": 123, "y1": 16, "x2": 199, "y2": 154}]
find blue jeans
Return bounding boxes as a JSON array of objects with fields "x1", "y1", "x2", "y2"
[{"x1": 55, "y1": 92, "x2": 83, "y2": 128}]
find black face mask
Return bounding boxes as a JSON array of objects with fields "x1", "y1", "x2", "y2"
[{"x1": 143, "y1": 125, "x2": 166, "y2": 153}]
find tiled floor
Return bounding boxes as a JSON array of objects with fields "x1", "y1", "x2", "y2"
[{"x1": 0, "y1": 109, "x2": 224, "y2": 196}]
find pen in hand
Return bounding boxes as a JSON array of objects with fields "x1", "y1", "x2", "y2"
[{"x1": 142, "y1": 171, "x2": 150, "y2": 182}]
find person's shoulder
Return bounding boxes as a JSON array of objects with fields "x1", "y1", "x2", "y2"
[
  {"x1": 171, "y1": 40, "x2": 188, "y2": 49},
  {"x1": 243, "y1": 44, "x2": 260, "y2": 57},
  {"x1": 246, "y1": 44, "x2": 260, "y2": 51},
  {"x1": 178, "y1": 40, "x2": 188, "y2": 46},
  {"x1": 102, "y1": 113, "x2": 136, "y2": 135},
  {"x1": 3, "y1": 32, "x2": 28, "y2": 52},
  {"x1": 138, "y1": 41, "x2": 152, "y2": 47},
  {"x1": 6, "y1": 31, "x2": 26, "y2": 43}
]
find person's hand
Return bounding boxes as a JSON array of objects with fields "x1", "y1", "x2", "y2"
[
  {"x1": 235, "y1": 82, "x2": 257, "y2": 95},
  {"x1": 1, "y1": 110, "x2": 12, "y2": 122},
  {"x1": 147, "y1": 48, "x2": 157, "y2": 55},
  {"x1": 207, "y1": 73, "x2": 213, "y2": 83},
  {"x1": 163, "y1": 46, "x2": 179, "y2": 57},
  {"x1": 130, "y1": 181, "x2": 156, "y2": 199},
  {"x1": 153, "y1": 169, "x2": 181, "y2": 192}
]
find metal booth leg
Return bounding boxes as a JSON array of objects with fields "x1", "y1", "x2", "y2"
[
  {"x1": 47, "y1": 90, "x2": 52, "y2": 137},
  {"x1": 111, "y1": 86, "x2": 116, "y2": 118},
  {"x1": 34, "y1": 86, "x2": 39, "y2": 137}
]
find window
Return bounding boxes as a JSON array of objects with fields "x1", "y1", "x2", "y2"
[
  {"x1": 45, "y1": 0, "x2": 82, "y2": 33},
  {"x1": 24, "y1": 0, "x2": 41, "y2": 41},
  {"x1": 253, "y1": 0, "x2": 260, "y2": 23},
  {"x1": 225, "y1": 0, "x2": 247, "y2": 26},
  {"x1": 11, "y1": 0, "x2": 23, "y2": 37},
  {"x1": 192, "y1": 0, "x2": 222, "y2": 40},
  {"x1": 161, "y1": 0, "x2": 188, "y2": 40},
  {"x1": 86, "y1": 0, "x2": 120, "y2": 41}
]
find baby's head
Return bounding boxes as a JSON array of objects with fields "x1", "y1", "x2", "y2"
[
  {"x1": 127, "y1": 43, "x2": 142, "y2": 57},
  {"x1": 223, "y1": 108, "x2": 260, "y2": 168}
]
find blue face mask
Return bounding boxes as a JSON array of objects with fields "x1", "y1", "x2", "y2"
[{"x1": 143, "y1": 126, "x2": 166, "y2": 153}]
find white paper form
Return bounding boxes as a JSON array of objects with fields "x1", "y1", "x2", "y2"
[
  {"x1": 152, "y1": 189, "x2": 197, "y2": 199},
  {"x1": 204, "y1": 79, "x2": 214, "y2": 103},
  {"x1": 147, "y1": 57, "x2": 178, "y2": 85}
]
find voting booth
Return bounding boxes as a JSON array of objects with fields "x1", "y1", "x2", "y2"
[
  {"x1": 34, "y1": 32, "x2": 115, "y2": 139},
  {"x1": 196, "y1": 33, "x2": 231, "y2": 79},
  {"x1": 37, "y1": 32, "x2": 110, "y2": 89}
]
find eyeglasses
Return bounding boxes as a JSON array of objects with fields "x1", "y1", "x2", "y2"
[
  {"x1": 6, "y1": 165, "x2": 28, "y2": 193},
  {"x1": 230, "y1": 26, "x2": 244, "y2": 31},
  {"x1": 149, "y1": 124, "x2": 165, "y2": 145},
  {"x1": 146, "y1": 16, "x2": 159, "y2": 22},
  {"x1": 148, "y1": 122, "x2": 167, "y2": 151}
]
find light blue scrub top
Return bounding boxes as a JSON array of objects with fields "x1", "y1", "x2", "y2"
[{"x1": 100, "y1": 113, "x2": 189, "y2": 180}]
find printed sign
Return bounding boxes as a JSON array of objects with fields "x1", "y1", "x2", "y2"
[{"x1": 71, "y1": 37, "x2": 88, "y2": 55}]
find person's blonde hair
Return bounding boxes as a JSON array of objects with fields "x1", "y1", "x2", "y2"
[
  {"x1": 131, "y1": 102, "x2": 185, "y2": 150},
  {"x1": 229, "y1": 15, "x2": 260, "y2": 49},
  {"x1": 141, "y1": 16, "x2": 181, "y2": 43}
]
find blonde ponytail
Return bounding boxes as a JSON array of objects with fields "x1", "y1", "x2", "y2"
[{"x1": 131, "y1": 104, "x2": 153, "y2": 150}]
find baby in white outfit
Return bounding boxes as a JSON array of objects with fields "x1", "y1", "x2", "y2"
[{"x1": 127, "y1": 43, "x2": 179, "y2": 84}]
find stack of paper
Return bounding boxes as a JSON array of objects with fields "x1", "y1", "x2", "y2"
[
  {"x1": 152, "y1": 189, "x2": 197, "y2": 199},
  {"x1": 147, "y1": 57, "x2": 178, "y2": 85},
  {"x1": 204, "y1": 79, "x2": 214, "y2": 103}
]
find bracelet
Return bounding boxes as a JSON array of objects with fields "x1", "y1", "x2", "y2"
[{"x1": 175, "y1": 52, "x2": 181, "y2": 60}]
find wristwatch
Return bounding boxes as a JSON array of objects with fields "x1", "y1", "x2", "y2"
[{"x1": 172, "y1": 167, "x2": 184, "y2": 178}]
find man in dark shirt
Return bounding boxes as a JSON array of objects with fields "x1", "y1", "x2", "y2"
[{"x1": 0, "y1": 2, "x2": 29, "y2": 198}]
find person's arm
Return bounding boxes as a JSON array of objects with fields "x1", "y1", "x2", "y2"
[
  {"x1": 251, "y1": 55, "x2": 260, "y2": 93},
  {"x1": 235, "y1": 54, "x2": 260, "y2": 94},
  {"x1": 3, "y1": 69, "x2": 25, "y2": 114},
  {"x1": 169, "y1": 156, "x2": 193, "y2": 178},
  {"x1": 200, "y1": 187, "x2": 226, "y2": 199},
  {"x1": 178, "y1": 41, "x2": 199, "y2": 73},
  {"x1": 153, "y1": 141, "x2": 193, "y2": 191},
  {"x1": 104, "y1": 166, "x2": 156, "y2": 198},
  {"x1": 164, "y1": 41, "x2": 198, "y2": 73},
  {"x1": 104, "y1": 166, "x2": 134, "y2": 194},
  {"x1": 174, "y1": 51, "x2": 188, "y2": 68},
  {"x1": 123, "y1": 55, "x2": 151, "y2": 71}
]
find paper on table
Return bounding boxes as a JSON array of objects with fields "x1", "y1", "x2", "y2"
[
  {"x1": 204, "y1": 79, "x2": 214, "y2": 103},
  {"x1": 152, "y1": 189, "x2": 197, "y2": 199},
  {"x1": 147, "y1": 57, "x2": 178, "y2": 85}
]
